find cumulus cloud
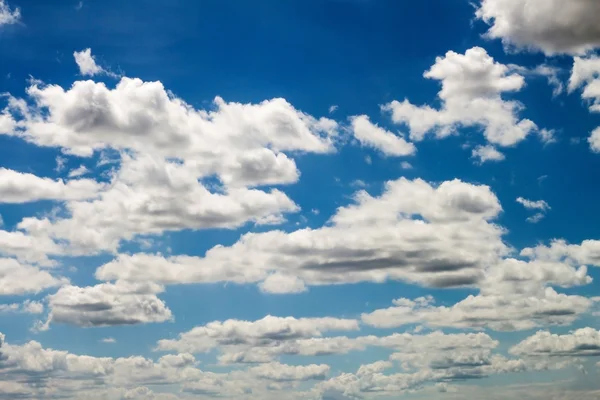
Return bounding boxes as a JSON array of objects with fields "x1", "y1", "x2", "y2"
[
  {"x1": 0, "y1": 0, "x2": 19, "y2": 26},
  {"x1": 249, "y1": 362, "x2": 330, "y2": 382},
  {"x1": 361, "y1": 253, "x2": 595, "y2": 332},
  {"x1": 15, "y1": 154, "x2": 299, "y2": 255},
  {"x1": 568, "y1": 56, "x2": 600, "y2": 152},
  {"x1": 0, "y1": 300, "x2": 43, "y2": 314},
  {"x1": 0, "y1": 168, "x2": 105, "y2": 203},
  {"x1": 96, "y1": 178, "x2": 508, "y2": 292},
  {"x1": 476, "y1": 0, "x2": 600, "y2": 55},
  {"x1": 382, "y1": 47, "x2": 539, "y2": 148},
  {"x1": 472, "y1": 145, "x2": 505, "y2": 164},
  {"x1": 156, "y1": 315, "x2": 359, "y2": 354},
  {"x1": 40, "y1": 281, "x2": 172, "y2": 329},
  {"x1": 350, "y1": 115, "x2": 416, "y2": 156},
  {"x1": 0, "y1": 258, "x2": 65, "y2": 296},
  {"x1": 3, "y1": 77, "x2": 337, "y2": 165},
  {"x1": 73, "y1": 48, "x2": 107, "y2": 76},
  {"x1": 510, "y1": 328, "x2": 600, "y2": 357}
]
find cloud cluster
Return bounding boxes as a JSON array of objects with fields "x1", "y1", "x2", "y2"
[
  {"x1": 382, "y1": 47, "x2": 539, "y2": 152},
  {"x1": 96, "y1": 177, "x2": 507, "y2": 292},
  {"x1": 476, "y1": 0, "x2": 600, "y2": 55},
  {"x1": 0, "y1": 0, "x2": 19, "y2": 26}
]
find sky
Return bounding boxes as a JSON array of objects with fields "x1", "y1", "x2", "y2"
[{"x1": 1, "y1": 0, "x2": 600, "y2": 399}]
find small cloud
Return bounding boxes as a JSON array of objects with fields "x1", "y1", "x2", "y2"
[
  {"x1": 0, "y1": 0, "x2": 20, "y2": 27},
  {"x1": 328, "y1": 105, "x2": 338, "y2": 114},
  {"x1": 537, "y1": 175, "x2": 548, "y2": 185},
  {"x1": 68, "y1": 165, "x2": 90, "y2": 178},
  {"x1": 516, "y1": 197, "x2": 550, "y2": 212},
  {"x1": 471, "y1": 145, "x2": 505, "y2": 164},
  {"x1": 400, "y1": 161, "x2": 413, "y2": 170},
  {"x1": 526, "y1": 213, "x2": 545, "y2": 224},
  {"x1": 75, "y1": 1, "x2": 83, "y2": 10},
  {"x1": 101, "y1": 337, "x2": 116, "y2": 344},
  {"x1": 350, "y1": 179, "x2": 367, "y2": 188},
  {"x1": 311, "y1": 209, "x2": 320, "y2": 215},
  {"x1": 538, "y1": 129, "x2": 557, "y2": 145},
  {"x1": 73, "y1": 48, "x2": 118, "y2": 77},
  {"x1": 365, "y1": 155, "x2": 372, "y2": 165},
  {"x1": 517, "y1": 197, "x2": 550, "y2": 223},
  {"x1": 55, "y1": 156, "x2": 67, "y2": 172}
]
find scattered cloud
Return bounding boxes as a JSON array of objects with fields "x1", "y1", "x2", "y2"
[
  {"x1": 350, "y1": 115, "x2": 416, "y2": 156},
  {"x1": 472, "y1": 145, "x2": 505, "y2": 164},
  {"x1": 476, "y1": 0, "x2": 600, "y2": 55},
  {"x1": 0, "y1": 0, "x2": 20, "y2": 27},
  {"x1": 383, "y1": 47, "x2": 540, "y2": 149}
]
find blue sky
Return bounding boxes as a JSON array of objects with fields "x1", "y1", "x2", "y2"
[{"x1": 1, "y1": 0, "x2": 600, "y2": 399}]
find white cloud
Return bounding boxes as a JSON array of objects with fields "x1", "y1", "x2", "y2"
[
  {"x1": 590, "y1": 127, "x2": 600, "y2": 153},
  {"x1": 400, "y1": 161, "x2": 413, "y2": 170},
  {"x1": 476, "y1": 0, "x2": 600, "y2": 55},
  {"x1": 16, "y1": 154, "x2": 299, "y2": 255},
  {"x1": 382, "y1": 47, "x2": 538, "y2": 148},
  {"x1": 0, "y1": 300, "x2": 43, "y2": 314},
  {"x1": 156, "y1": 315, "x2": 359, "y2": 353},
  {"x1": 259, "y1": 273, "x2": 307, "y2": 294},
  {"x1": 516, "y1": 197, "x2": 550, "y2": 211},
  {"x1": 0, "y1": 228, "x2": 62, "y2": 266},
  {"x1": 73, "y1": 48, "x2": 106, "y2": 76},
  {"x1": 510, "y1": 328, "x2": 600, "y2": 357},
  {"x1": 0, "y1": 168, "x2": 105, "y2": 203},
  {"x1": 328, "y1": 105, "x2": 338, "y2": 114},
  {"x1": 520, "y1": 239, "x2": 600, "y2": 267},
  {"x1": 361, "y1": 253, "x2": 595, "y2": 332},
  {"x1": 350, "y1": 115, "x2": 416, "y2": 156},
  {"x1": 0, "y1": 0, "x2": 20, "y2": 27},
  {"x1": 0, "y1": 258, "x2": 65, "y2": 296},
  {"x1": 67, "y1": 164, "x2": 90, "y2": 178},
  {"x1": 249, "y1": 362, "x2": 329, "y2": 382},
  {"x1": 517, "y1": 197, "x2": 550, "y2": 223},
  {"x1": 40, "y1": 281, "x2": 172, "y2": 329},
  {"x1": 569, "y1": 56, "x2": 600, "y2": 152},
  {"x1": 5, "y1": 77, "x2": 337, "y2": 165},
  {"x1": 526, "y1": 213, "x2": 545, "y2": 224},
  {"x1": 96, "y1": 178, "x2": 508, "y2": 292},
  {"x1": 101, "y1": 337, "x2": 116, "y2": 344},
  {"x1": 472, "y1": 145, "x2": 505, "y2": 163}
]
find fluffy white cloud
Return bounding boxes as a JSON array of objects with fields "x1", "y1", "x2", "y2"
[
  {"x1": 156, "y1": 315, "x2": 359, "y2": 353},
  {"x1": 590, "y1": 127, "x2": 600, "y2": 153},
  {"x1": 0, "y1": 300, "x2": 43, "y2": 314},
  {"x1": 569, "y1": 56, "x2": 600, "y2": 152},
  {"x1": 73, "y1": 48, "x2": 106, "y2": 76},
  {"x1": 16, "y1": 154, "x2": 299, "y2": 255},
  {"x1": 249, "y1": 362, "x2": 330, "y2": 382},
  {"x1": 0, "y1": 168, "x2": 105, "y2": 203},
  {"x1": 97, "y1": 178, "x2": 508, "y2": 291},
  {"x1": 0, "y1": 0, "x2": 19, "y2": 26},
  {"x1": 510, "y1": 328, "x2": 600, "y2": 357},
  {"x1": 4, "y1": 77, "x2": 337, "y2": 170},
  {"x1": 362, "y1": 287, "x2": 593, "y2": 332},
  {"x1": 382, "y1": 47, "x2": 538, "y2": 147},
  {"x1": 472, "y1": 145, "x2": 505, "y2": 163},
  {"x1": 476, "y1": 0, "x2": 600, "y2": 55},
  {"x1": 362, "y1": 253, "x2": 595, "y2": 332},
  {"x1": 0, "y1": 258, "x2": 65, "y2": 296},
  {"x1": 40, "y1": 281, "x2": 172, "y2": 329},
  {"x1": 0, "y1": 229, "x2": 62, "y2": 266},
  {"x1": 350, "y1": 115, "x2": 416, "y2": 156},
  {"x1": 520, "y1": 239, "x2": 600, "y2": 267}
]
